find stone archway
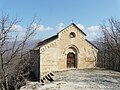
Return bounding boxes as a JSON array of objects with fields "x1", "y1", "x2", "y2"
[{"x1": 64, "y1": 44, "x2": 79, "y2": 68}]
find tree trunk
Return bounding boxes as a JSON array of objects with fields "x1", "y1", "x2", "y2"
[
  {"x1": 1, "y1": 83, "x2": 6, "y2": 90},
  {"x1": 5, "y1": 77, "x2": 9, "y2": 90}
]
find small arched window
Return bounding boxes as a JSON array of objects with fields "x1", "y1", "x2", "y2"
[{"x1": 69, "y1": 32, "x2": 76, "y2": 38}]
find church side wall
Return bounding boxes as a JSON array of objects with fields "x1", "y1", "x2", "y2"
[{"x1": 40, "y1": 40, "x2": 60, "y2": 76}]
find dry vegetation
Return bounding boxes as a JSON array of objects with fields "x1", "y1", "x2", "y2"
[
  {"x1": 0, "y1": 15, "x2": 39, "y2": 90},
  {"x1": 96, "y1": 18, "x2": 120, "y2": 71}
]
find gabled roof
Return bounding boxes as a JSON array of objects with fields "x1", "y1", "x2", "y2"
[
  {"x1": 37, "y1": 35, "x2": 58, "y2": 46},
  {"x1": 85, "y1": 39, "x2": 98, "y2": 49},
  {"x1": 37, "y1": 23, "x2": 97, "y2": 49},
  {"x1": 58, "y1": 23, "x2": 86, "y2": 36}
]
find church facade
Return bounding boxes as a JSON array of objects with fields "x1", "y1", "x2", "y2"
[{"x1": 33, "y1": 23, "x2": 98, "y2": 79}]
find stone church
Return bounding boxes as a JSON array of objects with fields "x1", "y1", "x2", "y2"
[{"x1": 31, "y1": 23, "x2": 98, "y2": 80}]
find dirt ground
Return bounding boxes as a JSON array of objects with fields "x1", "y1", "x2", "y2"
[{"x1": 20, "y1": 69, "x2": 120, "y2": 90}]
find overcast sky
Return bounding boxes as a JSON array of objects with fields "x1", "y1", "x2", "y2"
[{"x1": 0, "y1": 0, "x2": 120, "y2": 41}]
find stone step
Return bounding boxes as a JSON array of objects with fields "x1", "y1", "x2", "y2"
[{"x1": 40, "y1": 72, "x2": 54, "y2": 85}]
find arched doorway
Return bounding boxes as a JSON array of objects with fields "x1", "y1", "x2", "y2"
[
  {"x1": 67, "y1": 52, "x2": 76, "y2": 68},
  {"x1": 64, "y1": 44, "x2": 79, "y2": 69}
]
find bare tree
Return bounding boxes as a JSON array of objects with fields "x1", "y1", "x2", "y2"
[
  {"x1": 96, "y1": 18, "x2": 120, "y2": 71},
  {"x1": 0, "y1": 15, "x2": 39, "y2": 90}
]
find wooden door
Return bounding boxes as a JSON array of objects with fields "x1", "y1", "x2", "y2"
[{"x1": 67, "y1": 52, "x2": 75, "y2": 68}]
